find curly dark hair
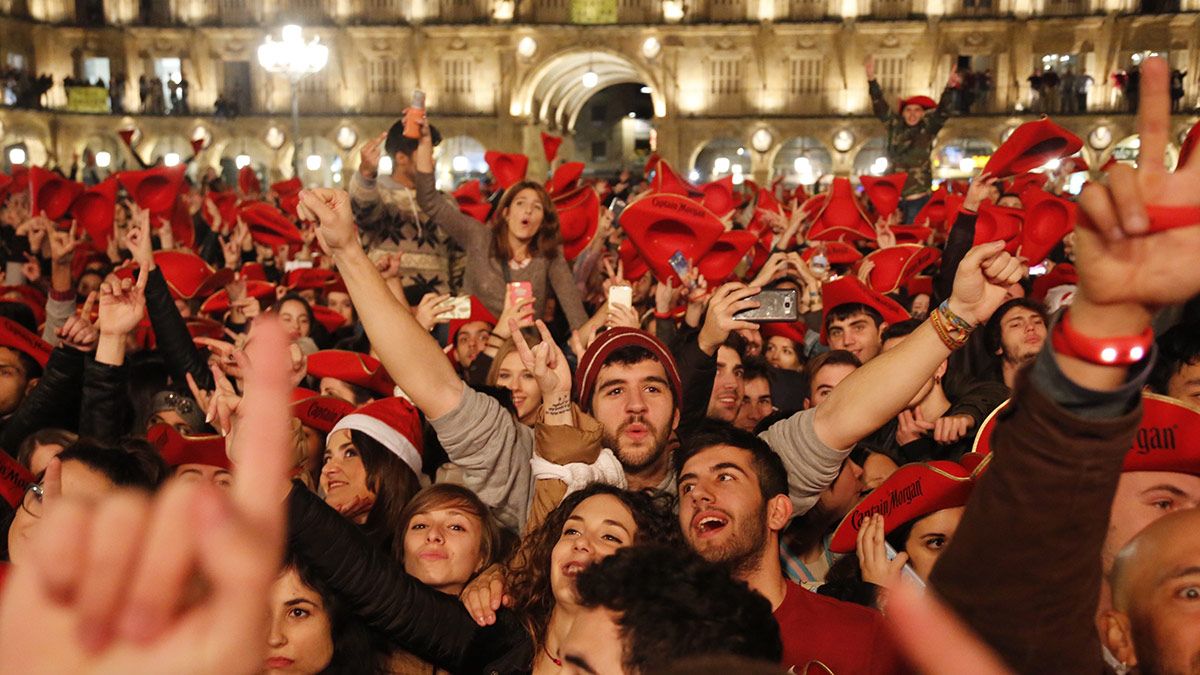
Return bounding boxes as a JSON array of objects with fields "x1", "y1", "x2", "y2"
[
  {"x1": 573, "y1": 544, "x2": 783, "y2": 671},
  {"x1": 489, "y1": 180, "x2": 562, "y2": 263},
  {"x1": 503, "y1": 483, "x2": 679, "y2": 651}
]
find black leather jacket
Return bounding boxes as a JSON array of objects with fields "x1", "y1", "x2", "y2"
[{"x1": 0, "y1": 347, "x2": 85, "y2": 456}]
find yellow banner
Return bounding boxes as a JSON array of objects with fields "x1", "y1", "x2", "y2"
[
  {"x1": 571, "y1": 0, "x2": 617, "y2": 23},
  {"x1": 66, "y1": 86, "x2": 110, "y2": 113}
]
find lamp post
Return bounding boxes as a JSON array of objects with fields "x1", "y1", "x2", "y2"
[{"x1": 257, "y1": 25, "x2": 329, "y2": 179}]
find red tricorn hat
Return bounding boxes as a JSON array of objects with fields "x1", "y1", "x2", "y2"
[
  {"x1": 859, "y1": 244, "x2": 941, "y2": 294},
  {"x1": 1031, "y1": 262, "x2": 1078, "y2": 303},
  {"x1": 982, "y1": 118, "x2": 1083, "y2": 179},
  {"x1": 0, "y1": 286, "x2": 47, "y2": 327},
  {"x1": 70, "y1": 177, "x2": 119, "y2": 245},
  {"x1": 829, "y1": 461, "x2": 975, "y2": 554},
  {"x1": 860, "y1": 173, "x2": 909, "y2": 219},
  {"x1": 974, "y1": 395, "x2": 1200, "y2": 476},
  {"x1": 912, "y1": 186, "x2": 964, "y2": 232},
  {"x1": 239, "y1": 201, "x2": 303, "y2": 247},
  {"x1": 889, "y1": 225, "x2": 935, "y2": 244},
  {"x1": 898, "y1": 95, "x2": 938, "y2": 113},
  {"x1": 117, "y1": 165, "x2": 186, "y2": 214},
  {"x1": 306, "y1": 350, "x2": 396, "y2": 396},
  {"x1": 619, "y1": 193, "x2": 726, "y2": 283},
  {"x1": 448, "y1": 295, "x2": 498, "y2": 345},
  {"x1": 820, "y1": 276, "x2": 910, "y2": 344},
  {"x1": 453, "y1": 180, "x2": 492, "y2": 222},
  {"x1": 285, "y1": 267, "x2": 338, "y2": 291},
  {"x1": 0, "y1": 173, "x2": 11, "y2": 196},
  {"x1": 807, "y1": 177, "x2": 875, "y2": 242},
  {"x1": 155, "y1": 250, "x2": 236, "y2": 301},
  {"x1": 646, "y1": 156, "x2": 700, "y2": 197},
  {"x1": 700, "y1": 176, "x2": 738, "y2": 218},
  {"x1": 117, "y1": 128, "x2": 136, "y2": 148},
  {"x1": 554, "y1": 185, "x2": 601, "y2": 261},
  {"x1": 696, "y1": 230, "x2": 757, "y2": 285},
  {"x1": 271, "y1": 177, "x2": 303, "y2": 218},
  {"x1": 0, "y1": 316, "x2": 52, "y2": 368},
  {"x1": 1005, "y1": 172, "x2": 1049, "y2": 198},
  {"x1": 147, "y1": 423, "x2": 231, "y2": 470},
  {"x1": 28, "y1": 167, "x2": 84, "y2": 220},
  {"x1": 1019, "y1": 188, "x2": 1076, "y2": 264},
  {"x1": 802, "y1": 242, "x2": 863, "y2": 266},
  {"x1": 199, "y1": 280, "x2": 275, "y2": 315},
  {"x1": 1178, "y1": 120, "x2": 1200, "y2": 170},
  {"x1": 312, "y1": 304, "x2": 348, "y2": 333},
  {"x1": 185, "y1": 317, "x2": 227, "y2": 341},
  {"x1": 485, "y1": 151, "x2": 529, "y2": 191},
  {"x1": 204, "y1": 191, "x2": 240, "y2": 233},
  {"x1": 0, "y1": 449, "x2": 34, "y2": 510},
  {"x1": 238, "y1": 165, "x2": 262, "y2": 196},
  {"x1": 906, "y1": 274, "x2": 935, "y2": 296},
  {"x1": 292, "y1": 395, "x2": 355, "y2": 434},
  {"x1": 541, "y1": 132, "x2": 564, "y2": 163},
  {"x1": 761, "y1": 321, "x2": 807, "y2": 347},
  {"x1": 619, "y1": 239, "x2": 650, "y2": 282},
  {"x1": 546, "y1": 162, "x2": 585, "y2": 196},
  {"x1": 973, "y1": 202, "x2": 1024, "y2": 255}
]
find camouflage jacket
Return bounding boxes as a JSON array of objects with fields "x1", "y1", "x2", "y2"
[{"x1": 869, "y1": 80, "x2": 955, "y2": 198}]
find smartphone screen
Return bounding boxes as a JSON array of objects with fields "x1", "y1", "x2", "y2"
[
  {"x1": 608, "y1": 285, "x2": 632, "y2": 309},
  {"x1": 732, "y1": 289, "x2": 798, "y2": 323},
  {"x1": 668, "y1": 251, "x2": 690, "y2": 279}
]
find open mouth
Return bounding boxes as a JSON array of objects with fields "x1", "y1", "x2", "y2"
[
  {"x1": 691, "y1": 511, "x2": 730, "y2": 538},
  {"x1": 325, "y1": 479, "x2": 347, "y2": 490},
  {"x1": 562, "y1": 561, "x2": 587, "y2": 577}
]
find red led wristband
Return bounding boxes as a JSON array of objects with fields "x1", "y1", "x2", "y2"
[{"x1": 1051, "y1": 309, "x2": 1153, "y2": 366}]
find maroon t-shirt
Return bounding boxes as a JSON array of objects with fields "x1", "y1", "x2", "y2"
[{"x1": 773, "y1": 581, "x2": 906, "y2": 674}]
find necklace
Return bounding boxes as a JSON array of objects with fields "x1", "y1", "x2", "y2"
[{"x1": 543, "y1": 643, "x2": 562, "y2": 667}]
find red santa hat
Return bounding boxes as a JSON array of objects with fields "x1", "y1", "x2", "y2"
[{"x1": 331, "y1": 397, "x2": 425, "y2": 477}]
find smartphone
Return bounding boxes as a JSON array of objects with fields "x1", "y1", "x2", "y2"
[
  {"x1": 441, "y1": 295, "x2": 472, "y2": 320},
  {"x1": 608, "y1": 197, "x2": 627, "y2": 225},
  {"x1": 403, "y1": 90, "x2": 426, "y2": 139},
  {"x1": 732, "y1": 289, "x2": 799, "y2": 323},
  {"x1": 507, "y1": 281, "x2": 533, "y2": 305},
  {"x1": 284, "y1": 260, "x2": 314, "y2": 272},
  {"x1": 885, "y1": 541, "x2": 927, "y2": 589},
  {"x1": 608, "y1": 285, "x2": 632, "y2": 309},
  {"x1": 668, "y1": 250, "x2": 690, "y2": 280}
]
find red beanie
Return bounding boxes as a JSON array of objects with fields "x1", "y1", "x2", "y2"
[{"x1": 573, "y1": 327, "x2": 681, "y2": 414}]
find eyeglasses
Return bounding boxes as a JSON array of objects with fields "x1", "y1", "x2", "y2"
[{"x1": 19, "y1": 482, "x2": 44, "y2": 519}]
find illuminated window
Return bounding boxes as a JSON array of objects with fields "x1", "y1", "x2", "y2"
[
  {"x1": 788, "y1": 58, "x2": 823, "y2": 96},
  {"x1": 368, "y1": 58, "x2": 401, "y2": 94},
  {"x1": 443, "y1": 57, "x2": 473, "y2": 95},
  {"x1": 874, "y1": 56, "x2": 906, "y2": 94},
  {"x1": 710, "y1": 57, "x2": 744, "y2": 96}
]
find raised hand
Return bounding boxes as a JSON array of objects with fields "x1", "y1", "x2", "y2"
[
  {"x1": 511, "y1": 319, "x2": 571, "y2": 401},
  {"x1": 1075, "y1": 57, "x2": 1200, "y2": 314},
  {"x1": 963, "y1": 173, "x2": 998, "y2": 213},
  {"x1": 460, "y1": 565, "x2": 509, "y2": 627},
  {"x1": 896, "y1": 408, "x2": 935, "y2": 446},
  {"x1": 864, "y1": 55, "x2": 876, "y2": 82},
  {"x1": 48, "y1": 222, "x2": 80, "y2": 267},
  {"x1": 947, "y1": 242, "x2": 1027, "y2": 326},
  {"x1": 697, "y1": 282, "x2": 761, "y2": 355},
  {"x1": 97, "y1": 265, "x2": 149, "y2": 338},
  {"x1": 856, "y1": 514, "x2": 908, "y2": 590},
  {"x1": 886, "y1": 583, "x2": 1014, "y2": 675},
  {"x1": 0, "y1": 317, "x2": 293, "y2": 673},
  {"x1": 124, "y1": 205, "x2": 154, "y2": 270},
  {"x1": 413, "y1": 293, "x2": 453, "y2": 331},
  {"x1": 359, "y1": 132, "x2": 387, "y2": 179},
  {"x1": 298, "y1": 189, "x2": 359, "y2": 254},
  {"x1": 57, "y1": 293, "x2": 99, "y2": 352}
]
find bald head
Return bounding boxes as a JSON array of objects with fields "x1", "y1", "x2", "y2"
[{"x1": 1105, "y1": 508, "x2": 1200, "y2": 674}]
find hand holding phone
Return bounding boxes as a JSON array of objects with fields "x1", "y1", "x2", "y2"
[
  {"x1": 608, "y1": 285, "x2": 632, "y2": 309},
  {"x1": 732, "y1": 289, "x2": 798, "y2": 323},
  {"x1": 507, "y1": 282, "x2": 535, "y2": 327}
]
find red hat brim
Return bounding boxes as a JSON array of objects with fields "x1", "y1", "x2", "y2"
[
  {"x1": 307, "y1": 349, "x2": 395, "y2": 395},
  {"x1": 619, "y1": 239, "x2": 650, "y2": 282},
  {"x1": 973, "y1": 203, "x2": 1024, "y2": 255},
  {"x1": 312, "y1": 304, "x2": 348, "y2": 333},
  {"x1": 860, "y1": 244, "x2": 941, "y2": 294},
  {"x1": 117, "y1": 165, "x2": 187, "y2": 214},
  {"x1": 238, "y1": 166, "x2": 262, "y2": 196},
  {"x1": 620, "y1": 193, "x2": 726, "y2": 283},
  {"x1": 982, "y1": 118, "x2": 1084, "y2": 179},
  {"x1": 1005, "y1": 173, "x2": 1049, "y2": 197},
  {"x1": 700, "y1": 176, "x2": 738, "y2": 218},
  {"x1": 889, "y1": 225, "x2": 935, "y2": 244},
  {"x1": 147, "y1": 423, "x2": 231, "y2": 470},
  {"x1": 485, "y1": 151, "x2": 530, "y2": 191},
  {"x1": 29, "y1": 167, "x2": 84, "y2": 220},
  {"x1": 541, "y1": 132, "x2": 564, "y2": 164},
  {"x1": 802, "y1": 242, "x2": 863, "y2": 266},
  {"x1": 0, "y1": 316, "x2": 52, "y2": 368},
  {"x1": 697, "y1": 230, "x2": 757, "y2": 284},
  {"x1": 898, "y1": 95, "x2": 938, "y2": 113},
  {"x1": 239, "y1": 201, "x2": 303, "y2": 247},
  {"x1": 820, "y1": 276, "x2": 910, "y2": 344},
  {"x1": 1031, "y1": 262, "x2": 1078, "y2": 302},
  {"x1": 1178, "y1": 120, "x2": 1200, "y2": 171},
  {"x1": 448, "y1": 296, "x2": 498, "y2": 344},
  {"x1": 70, "y1": 177, "x2": 119, "y2": 244},
  {"x1": 830, "y1": 461, "x2": 975, "y2": 554},
  {"x1": 286, "y1": 267, "x2": 339, "y2": 291},
  {"x1": 155, "y1": 250, "x2": 234, "y2": 300},
  {"x1": 1019, "y1": 189, "x2": 1076, "y2": 264},
  {"x1": 199, "y1": 280, "x2": 275, "y2": 315},
  {"x1": 554, "y1": 186, "x2": 601, "y2": 261},
  {"x1": 547, "y1": 162, "x2": 585, "y2": 196},
  {"x1": 761, "y1": 321, "x2": 807, "y2": 346},
  {"x1": 807, "y1": 177, "x2": 875, "y2": 242},
  {"x1": 860, "y1": 173, "x2": 909, "y2": 218},
  {"x1": 292, "y1": 395, "x2": 355, "y2": 434}
]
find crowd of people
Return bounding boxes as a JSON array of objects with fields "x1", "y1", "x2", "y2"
[{"x1": 0, "y1": 56, "x2": 1197, "y2": 674}]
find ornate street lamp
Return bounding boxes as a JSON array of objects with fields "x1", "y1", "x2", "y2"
[{"x1": 258, "y1": 25, "x2": 329, "y2": 178}]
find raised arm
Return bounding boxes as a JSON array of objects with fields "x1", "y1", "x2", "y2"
[
  {"x1": 412, "y1": 117, "x2": 487, "y2": 247},
  {"x1": 299, "y1": 189, "x2": 464, "y2": 419},
  {"x1": 865, "y1": 55, "x2": 894, "y2": 123},
  {"x1": 812, "y1": 241, "x2": 1024, "y2": 451}
]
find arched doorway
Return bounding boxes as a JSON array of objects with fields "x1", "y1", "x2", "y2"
[
  {"x1": 771, "y1": 137, "x2": 833, "y2": 190},
  {"x1": 693, "y1": 137, "x2": 751, "y2": 185},
  {"x1": 435, "y1": 135, "x2": 488, "y2": 188},
  {"x1": 852, "y1": 137, "x2": 888, "y2": 176},
  {"x1": 217, "y1": 137, "x2": 273, "y2": 189}
]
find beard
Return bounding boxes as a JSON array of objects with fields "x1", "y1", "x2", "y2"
[
  {"x1": 601, "y1": 415, "x2": 673, "y2": 475},
  {"x1": 1130, "y1": 610, "x2": 1200, "y2": 675},
  {"x1": 693, "y1": 503, "x2": 770, "y2": 578}
]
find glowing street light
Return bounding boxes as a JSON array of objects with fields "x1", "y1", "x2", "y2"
[
  {"x1": 581, "y1": 69, "x2": 599, "y2": 89},
  {"x1": 235, "y1": 154, "x2": 252, "y2": 169},
  {"x1": 164, "y1": 153, "x2": 181, "y2": 167},
  {"x1": 258, "y1": 25, "x2": 329, "y2": 177}
]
